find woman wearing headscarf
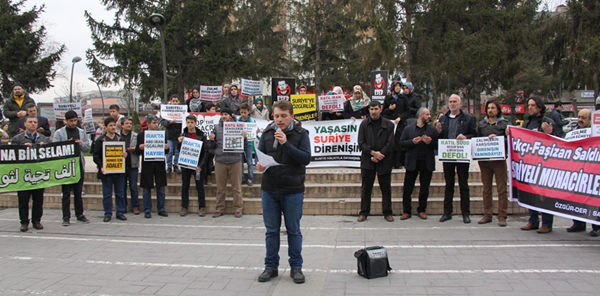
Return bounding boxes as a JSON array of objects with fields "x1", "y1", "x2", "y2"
[
  {"x1": 251, "y1": 97, "x2": 269, "y2": 120},
  {"x1": 322, "y1": 86, "x2": 345, "y2": 120},
  {"x1": 186, "y1": 85, "x2": 204, "y2": 112},
  {"x1": 222, "y1": 85, "x2": 244, "y2": 115},
  {"x1": 403, "y1": 82, "x2": 422, "y2": 126},
  {"x1": 343, "y1": 85, "x2": 370, "y2": 120},
  {"x1": 382, "y1": 80, "x2": 410, "y2": 168}
]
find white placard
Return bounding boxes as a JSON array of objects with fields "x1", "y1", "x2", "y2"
[
  {"x1": 53, "y1": 103, "x2": 82, "y2": 120},
  {"x1": 83, "y1": 109, "x2": 95, "y2": 134},
  {"x1": 223, "y1": 122, "x2": 245, "y2": 153},
  {"x1": 438, "y1": 139, "x2": 471, "y2": 162},
  {"x1": 242, "y1": 122, "x2": 258, "y2": 140},
  {"x1": 593, "y1": 112, "x2": 600, "y2": 137},
  {"x1": 200, "y1": 86, "x2": 222, "y2": 101},
  {"x1": 177, "y1": 137, "x2": 203, "y2": 170},
  {"x1": 565, "y1": 128, "x2": 592, "y2": 141},
  {"x1": 471, "y1": 136, "x2": 505, "y2": 161},
  {"x1": 160, "y1": 105, "x2": 187, "y2": 123},
  {"x1": 318, "y1": 94, "x2": 345, "y2": 112},
  {"x1": 241, "y1": 79, "x2": 264, "y2": 96},
  {"x1": 143, "y1": 131, "x2": 165, "y2": 161}
]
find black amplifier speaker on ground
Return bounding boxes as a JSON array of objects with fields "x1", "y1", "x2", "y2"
[{"x1": 354, "y1": 246, "x2": 392, "y2": 279}]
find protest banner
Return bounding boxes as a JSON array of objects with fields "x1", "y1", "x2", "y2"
[
  {"x1": 593, "y1": 112, "x2": 600, "y2": 136},
  {"x1": 318, "y1": 94, "x2": 344, "y2": 112},
  {"x1": 200, "y1": 86, "x2": 223, "y2": 102},
  {"x1": 223, "y1": 122, "x2": 245, "y2": 153},
  {"x1": 144, "y1": 130, "x2": 165, "y2": 161},
  {"x1": 471, "y1": 136, "x2": 505, "y2": 161},
  {"x1": 271, "y1": 78, "x2": 295, "y2": 101},
  {"x1": 177, "y1": 137, "x2": 203, "y2": 170},
  {"x1": 370, "y1": 70, "x2": 389, "y2": 102},
  {"x1": 0, "y1": 141, "x2": 81, "y2": 193},
  {"x1": 183, "y1": 112, "x2": 221, "y2": 135},
  {"x1": 291, "y1": 94, "x2": 317, "y2": 121},
  {"x1": 160, "y1": 104, "x2": 187, "y2": 123},
  {"x1": 438, "y1": 139, "x2": 472, "y2": 162},
  {"x1": 53, "y1": 103, "x2": 82, "y2": 120},
  {"x1": 241, "y1": 79, "x2": 264, "y2": 96},
  {"x1": 302, "y1": 119, "x2": 362, "y2": 168},
  {"x1": 102, "y1": 142, "x2": 125, "y2": 174},
  {"x1": 83, "y1": 108, "x2": 95, "y2": 134},
  {"x1": 508, "y1": 126, "x2": 600, "y2": 224},
  {"x1": 565, "y1": 128, "x2": 592, "y2": 141}
]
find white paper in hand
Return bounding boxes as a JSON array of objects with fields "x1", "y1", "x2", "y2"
[{"x1": 256, "y1": 149, "x2": 281, "y2": 170}]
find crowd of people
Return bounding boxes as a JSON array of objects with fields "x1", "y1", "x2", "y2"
[{"x1": 2, "y1": 79, "x2": 599, "y2": 285}]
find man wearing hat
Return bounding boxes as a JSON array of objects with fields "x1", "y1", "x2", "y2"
[
  {"x1": 207, "y1": 107, "x2": 245, "y2": 218},
  {"x1": 3, "y1": 81, "x2": 36, "y2": 138}
]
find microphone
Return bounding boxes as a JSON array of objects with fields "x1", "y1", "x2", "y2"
[{"x1": 273, "y1": 127, "x2": 281, "y2": 149}]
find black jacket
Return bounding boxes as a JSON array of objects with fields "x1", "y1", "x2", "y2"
[
  {"x1": 258, "y1": 122, "x2": 311, "y2": 194},
  {"x1": 135, "y1": 130, "x2": 170, "y2": 188},
  {"x1": 178, "y1": 127, "x2": 210, "y2": 171},
  {"x1": 2, "y1": 93, "x2": 35, "y2": 137},
  {"x1": 382, "y1": 93, "x2": 410, "y2": 121},
  {"x1": 93, "y1": 133, "x2": 124, "y2": 180},
  {"x1": 399, "y1": 122, "x2": 438, "y2": 172},
  {"x1": 547, "y1": 108, "x2": 567, "y2": 137},
  {"x1": 523, "y1": 114, "x2": 558, "y2": 136},
  {"x1": 18, "y1": 115, "x2": 51, "y2": 137},
  {"x1": 438, "y1": 109, "x2": 477, "y2": 139},
  {"x1": 343, "y1": 100, "x2": 369, "y2": 119},
  {"x1": 405, "y1": 92, "x2": 422, "y2": 119},
  {"x1": 478, "y1": 117, "x2": 509, "y2": 137},
  {"x1": 358, "y1": 117, "x2": 395, "y2": 174}
]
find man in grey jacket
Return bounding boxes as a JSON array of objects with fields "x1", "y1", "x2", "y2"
[
  {"x1": 120, "y1": 117, "x2": 140, "y2": 214},
  {"x1": 547, "y1": 101, "x2": 568, "y2": 137},
  {"x1": 53, "y1": 110, "x2": 90, "y2": 226},
  {"x1": 207, "y1": 108, "x2": 245, "y2": 218}
]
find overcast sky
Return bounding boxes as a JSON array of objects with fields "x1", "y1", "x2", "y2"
[
  {"x1": 23, "y1": 0, "x2": 565, "y2": 103},
  {"x1": 23, "y1": 0, "x2": 119, "y2": 102}
]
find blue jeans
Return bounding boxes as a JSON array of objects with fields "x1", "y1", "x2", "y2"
[
  {"x1": 262, "y1": 191, "x2": 304, "y2": 270},
  {"x1": 241, "y1": 143, "x2": 254, "y2": 182},
  {"x1": 102, "y1": 174, "x2": 126, "y2": 217},
  {"x1": 166, "y1": 139, "x2": 179, "y2": 169},
  {"x1": 528, "y1": 210, "x2": 553, "y2": 228},
  {"x1": 143, "y1": 187, "x2": 166, "y2": 213},
  {"x1": 124, "y1": 168, "x2": 139, "y2": 210}
]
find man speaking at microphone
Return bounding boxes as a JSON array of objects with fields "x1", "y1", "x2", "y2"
[{"x1": 256, "y1": 100, "x2": 311, "y2": 284}]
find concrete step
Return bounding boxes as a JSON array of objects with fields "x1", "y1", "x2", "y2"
[
  {"x1": 41, "y1": 181, "x2": 505, "y2": 199},
  {"x1": 0, "y1": 192, "x2": 527, "y2": 216},
  {"x1": 81, "y1": 170, "x2": 484, "y2": 184}
]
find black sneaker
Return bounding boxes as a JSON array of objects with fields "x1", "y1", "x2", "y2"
[
  {"x1": 144, "y1": 212, "x2": 151, "y2": 218},
  {"x1": 62, "y1": 218, "x2": 70, "y2": 226},
  {"x1": 257, "y1": 269, "x2": 278, "y2": 282},
  {"x1": 290, "y1": 269, "x2": 305, "y2": 284},
  {"x1": 158, "y1": 211, "x2": 168, "y2": 217},
  {"x1": 166, "y1": 167, "x2": 172, "y2": 174},
  {"x1": 103, "y1": 216, "x2": 111, "y2": 222},
  {"x1": 116, "y1": 215, "x2": 127, "y2": 221},
  {"x1": 77, "y1": 216, "x2": 90, "y2": 223},
  {"x1": 174, "y1": 166, "x2": 181, "y2": 173}
]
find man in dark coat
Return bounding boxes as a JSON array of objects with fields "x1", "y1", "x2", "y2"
[
  {"x1": 436, "y1": 94, "x2": 477, "y2": 224},
  {"x1": 135, "y1": 114, "x2": 170, "y2": 218},
  {"x1": 399, "y1": 107, "x2": 438, "y2": 220},
  {"x1": 382, "y1": 80, "x2": 410, "y2": 168},
  {"x1": 357, "y1": 100, "x2": 395, "y2": 222},
  {"x1": 3, "y1": 82, "x2": 36, "y2": 137},
  {"x1": 17, "y1": 103, "x2": 51, "y2": 137},
  {"x1": 547, "y1": 101, "x2": 568, "y2": 137}
]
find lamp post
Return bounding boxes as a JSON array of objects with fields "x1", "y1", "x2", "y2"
[
  {"x1": 148, "y1": 13, "x2": 168, "y2": 104},
  {"x1": 88, "y1": 77, "x2": 105, "y2": 118},
  {"x1": 69, "y1": 56, "x2": 82, "y2": 103}
]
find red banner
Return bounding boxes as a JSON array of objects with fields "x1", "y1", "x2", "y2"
[{"x1": 509, "y1": 127, "x2": 600, "y2": 224}]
